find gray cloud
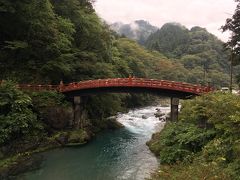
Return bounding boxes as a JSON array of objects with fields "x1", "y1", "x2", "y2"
[{"x1": 94, "y1": 0, "x2": 237, "y2": 41}]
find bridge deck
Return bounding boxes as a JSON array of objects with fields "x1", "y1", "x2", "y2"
[{"x1": 15, "y1": 78, "x2": 213, "y2": 96}]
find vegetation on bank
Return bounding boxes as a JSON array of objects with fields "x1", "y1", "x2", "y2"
[
  {"x1": 0, "y1": 81, "x2": 44, "y2": 146},
  {"x1": 0, "y1": 81, "x2": 152, "y2": 178},
  {"x1": 0, "y1": 0, "x2": 240, "y2": 178},
  {"x1": 147, "y1": 92, "x2": 240, "y2": 179}
]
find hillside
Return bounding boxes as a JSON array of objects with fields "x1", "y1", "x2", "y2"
[
  {"x1": 109, "y1": 21, "x2": 233, "y2": 87},
  {"x1": 145, "y1": 23, "x2": 231, "y2": 87}
]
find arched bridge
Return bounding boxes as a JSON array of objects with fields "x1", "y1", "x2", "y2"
[
  {"x1": 15, "y1": 78, "x2": 213, "y2": 125},
  {"x1": 17, "y1": 78, "x2": 213, "y2": 99}
]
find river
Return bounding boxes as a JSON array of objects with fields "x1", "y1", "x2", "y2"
[{"x1": 20, "y1": 105, "x2": 169, "y2": 180}]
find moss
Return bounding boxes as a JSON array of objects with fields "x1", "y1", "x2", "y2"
[
  {"x1": 67, "y1": 129, "x2": 90, "y2": 145},
  {"x1": 0, "y1": 154, "x2": 20, "y2": 169}
]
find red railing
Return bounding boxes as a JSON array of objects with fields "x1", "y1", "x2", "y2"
[
  {"x1": 59, "y1": 78, "x2": 213, "y2": 95},
  {"x1": 1, "y1": 78, "x2": 213, "y2": 95},
  {"x1": 16, "y1": 84, "x2": 59, "y2": 91}
]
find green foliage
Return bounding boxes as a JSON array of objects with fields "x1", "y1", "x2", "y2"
[
  {"x1": 0, "y1": 81, "x2": 43, "y2": 145},
  {"x1": 150, "y1": 159, "x2": 231, "y2": 180},
  {"x1": 222, "y1": 0, "x2": 240, "y2": 56},
  {"x1": 222, "y1": 1, "x2": 240, "y2": 88},
  {"x1": 114, "y1": 38, "x2": 189, "y2": 81},
  {"x1": 146, "y1": 23, "x2": 232, "y2": 86},
  {"x1": 146, "y1": 23, "x2": 190, "y2": 58},
  {"x1": 30, "y1": 91, "x2": 69, "y2": 108},
  {"x1": 86, "y1": 94, "x2": 124, "y2": 120},
  {"x1": 180, "y1": 92, "x2": 240, "y2": 135},
  {"x1": 148, "y1": 122, "x2": 216, "y2": 164},
  {"x1": 28, "y1": 91, "x2": 71, "y2": 130},
  {"x1": 148, "y1": 93, "x2": 240, "y2": 179}
]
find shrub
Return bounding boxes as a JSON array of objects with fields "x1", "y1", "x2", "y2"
[{"x1": 0, "y1": 81, "x2": 43, "y2": 145}]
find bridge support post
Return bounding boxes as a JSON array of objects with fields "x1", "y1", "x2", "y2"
[
  {"x1": 170, "y1": 97, "x2": 179, "y2": 121},
  {"x1": 73, "y1": 96, "x2": 81, "y2": 129},
  {"x1": 73, "y1": 96, "x2": 89, "y2": 129}
]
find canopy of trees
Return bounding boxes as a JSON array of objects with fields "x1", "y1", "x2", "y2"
[
  {"x1": 222, "y1": 0, "x2": 240, "y2": 56},
  {"x1": 145, "y1": 23, "x2": 234, "y2": 87},
  {"x1": 146, "y1": 23, "x2": 233, "y2": 86},
  {"x1": 222, "y1": 0, "x2": 240, "y2": 83}
]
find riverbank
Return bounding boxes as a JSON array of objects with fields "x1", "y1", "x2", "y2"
[
  {"x1": 19, "y1": 105, "x2": 168, "y2": 180},
  {"x1": 0, "y1": 82, "x2": 129, "y2": 179},
  {"x1": 147, "y1": 93, "x2": 240, "y2": 179},
  {"x1": 0, "y1": 117, "x2": 123, "y2": 179},
  {"x1": 0, "y1": 81, "x2": 167, "y2": 179}
]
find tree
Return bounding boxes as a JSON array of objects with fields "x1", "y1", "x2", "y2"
[
  {"x1": 0, "y1": 81, "x2": 43, "y2": 144},
  {"x1": 222, "y1": 0, "x2": 240, "y2": 56},
  {"x1": 222, "y1": 0, "x2": 240, "y2": 85},
  {"x1": 0, "y1": 0, "x2": 75, "y2": 83}
]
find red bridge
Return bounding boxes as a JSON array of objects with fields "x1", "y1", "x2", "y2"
[
  {"x1": 17, "y1": 78, "x2": 213, "y2": 99},
  {"x1": 13, "y1": 78, "x2": 214, "y2": 123}
]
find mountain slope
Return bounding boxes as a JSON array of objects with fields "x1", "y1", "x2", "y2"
[{"x1": 145, "y1": 23, "x2": 231, "y2": 86}]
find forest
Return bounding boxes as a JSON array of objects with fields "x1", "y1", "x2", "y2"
[{"x1": 0, "y1": 0, "x2": 240, "y2": 179}]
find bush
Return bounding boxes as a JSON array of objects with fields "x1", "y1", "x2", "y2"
[
  {"x1": 149, "y1": 93, "x2": 240, "y2": 179},
  {"x1": 147, "y1": 122, "x2": 216, "y2": 164},
  {"x1": 0, "y1": 81, "x2": 43, "y2": 145},
  {"x1": 30, "y1": 91, "x2": 69, "y2": 109},
  {"x1": 180, "y1": 92, "x2": 240, "y2": 135}
]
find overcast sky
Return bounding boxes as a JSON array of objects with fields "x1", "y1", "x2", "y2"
[{"x1": 94, "y1": 0, "x2": 237, "y2": 42}]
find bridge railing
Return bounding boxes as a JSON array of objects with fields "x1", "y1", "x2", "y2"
[
  {"x1": 17, "y1": 84, "x2": 59, "y2": 91},
  {"x1": 1, "y1": 78, "x2": 213, "y2": 95},
  {"x1": 59, "y1": 78, "x2": 213, "y2": 94}
]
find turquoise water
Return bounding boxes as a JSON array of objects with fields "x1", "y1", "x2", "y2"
[{"x1": 21, "y1": 106, "x2": 169, "y2": 180}]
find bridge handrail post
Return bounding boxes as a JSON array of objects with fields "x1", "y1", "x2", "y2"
[
  {"x1": 59, "y1": 80, "x2": 64, "y2": 92},
  {"x1": 38, "y1": 85, "x2": 41, "y2": 91}
]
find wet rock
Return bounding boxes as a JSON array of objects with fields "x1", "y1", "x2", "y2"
[
  {"x1": 159, "y1": 117, "x2": 166, "y2": 121},
  {"x1": 0, "y1": 155, "x2": 44, "y2": 180},
  {"x1": 142, "y1": 115, "x2": 148, "y2": 119},
  {"x1": 67, "y1": 129, "x2": 90, "y2": 146},
  {"x1": 42, "y1": 107, "x2": 73, "y2": 130},
  {"x1": 105, "y1": 118, "x2": 124, "y2": 130},
  {"x1": 105, "y1": 116, "x2": 124, "y2": 129},
  {"x1": 55, "y1": 133, "x2": 68, "y2": 145},
  {"x1": 154, "y1": 112, "x2": 165, "y2": 118}
]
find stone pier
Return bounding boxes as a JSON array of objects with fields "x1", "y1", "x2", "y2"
[
  {"x1": 170, "y1": 97, "x2": 179, "y2": 121},
  {"x1": 73, "y1": 96, "x2": 88, "y2": 129}
]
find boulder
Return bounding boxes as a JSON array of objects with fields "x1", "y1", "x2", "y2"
[
  {"x1": 105, "y1": 118, "x2": 124, "y2": 130},
  {"x1": 154, "y1": 112, "x2": 165, "y2": 118},
  {"x1": 55, "y1": 132, "x2": 68, "y2": 145},
  {"x1": 142, "y1": 115, "x2": 148, "y2": 119},
  {"x1": 67, "y1": 129, "x2": 90, "y2": 146}
]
